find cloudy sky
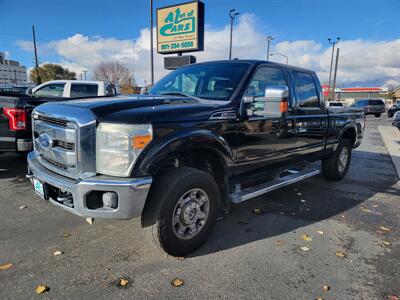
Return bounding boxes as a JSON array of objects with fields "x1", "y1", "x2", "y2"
[{"x1": 1, "y1": 0, "x2": 399, "y2": 87}]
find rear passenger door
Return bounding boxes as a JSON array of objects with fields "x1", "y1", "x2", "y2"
[{"x1": 291, "y1": 71, "x2": 327, "y2": 155}]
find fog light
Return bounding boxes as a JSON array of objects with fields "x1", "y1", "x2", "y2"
[{"x1": 102, "y1": 192, "x2": 118, "y2": 209}]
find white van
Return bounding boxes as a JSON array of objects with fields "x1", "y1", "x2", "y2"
[{"x1": 31, "y1": 80, "x2": 119, "y2": 98}]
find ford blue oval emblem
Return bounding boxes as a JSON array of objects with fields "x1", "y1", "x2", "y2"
[{"x1": 39, "y1": 132, "x2": 53, "y2": 149}]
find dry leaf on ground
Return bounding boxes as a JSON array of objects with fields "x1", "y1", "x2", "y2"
[
  {"x1": 276, "y1": 240, "x2": 284, "y2": 246},
  {"x1": 300, "y1": 199, "x2": 306, "y2": 203},
  {"x1": 18, "y1": 205, "x2": 27, "y2": 210},
  {"x1": 176, "y1": 257, "x2": 185, "y2": 260},
  {"x1": 299, "y1": 246, "x2": 311, "y2": 252},
  {"x1": 0, "y1": 263, "x2": 14, "y2": 271},
  {"x1": 35, "y1": 285, "x2": 49, "y2": 294},
  {"x1": 86, "y1": 218, "x2": 94, "y2": 225},
  {"x1": 379, "y1": 226, "x2": 391, "y2": 232},
  {"x1": 335, "y1": 251, "x2": 346, "y2": 257},
  {"x1": 119, "y1": 278, "x2": 129, "y2": 287},
  {"x1": 171, "y1": 278, "x2": 185, "y2": 287},
  {"x1": 301, "y1": 234, "x2": 312, "y2": 241},
  {"x1": 53, "y1": 250, "x2": 63, "y2": 256},
  {"x1": 216, "y1": 216, "x2": 224, "y2": 222},
  {"x1": 60, "y1": 232, "x2": 71, "y2": 238},
  {"x1": 372, "y1": 205, "x2": 378, "y2": 208},
  {"x1": 382, "y1": 241, "x2": 391, "y2": 246},
  {"x1": 316, "y1": 230, "x2": 324, "y2": 235},
  {"x1": 252, "y1": 208, "x2": 263, "y2": 214},
  {"x1": 297, "y1": 192, "x2": 303, "y2": 196},
  {"x1": 322, "y1": 285, "x2": 330, "y2": 292}
]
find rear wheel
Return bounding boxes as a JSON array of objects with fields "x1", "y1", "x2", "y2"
[
  {"x1": 322, "y1": 138, "x2": 352, "y2": 181},
  {"x1": 388, "y1": 112, "x2": 393, "y2": 118},
  {"x1": 141, "y1": 167, "x2": 219, "y2": 256},
  {"x1": 375, "y1": 113, "x2": 381, "y2": 117}
]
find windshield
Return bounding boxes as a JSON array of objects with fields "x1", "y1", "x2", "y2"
[{"x1": 149, "y1": 62, "x2": 251, "y2": 101}]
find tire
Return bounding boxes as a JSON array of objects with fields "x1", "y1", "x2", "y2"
[
  {"x1": 388, "y1": 112, "x2": 393, "y2": 118},
  {"x1": 322, "y1": 138, "x2": 352, "y2": 181},
  {"x1": 375, "y1": 113, "x2": 381, "y2": 117},
  {"x1": 141, "y1": 167, "x2": 219, "y2": 256}
]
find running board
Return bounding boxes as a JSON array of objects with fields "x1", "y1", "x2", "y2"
[{"x1": 229, "y1": 168, "x2": 321, "y2": 204}]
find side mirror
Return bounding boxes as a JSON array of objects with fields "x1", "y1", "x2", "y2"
[
  {"x1": 26, "y1": 88, "x2": 33, "y2": 95},
  {"x1": 244, "y1": 85, "x2": 289, "y2": 118}
]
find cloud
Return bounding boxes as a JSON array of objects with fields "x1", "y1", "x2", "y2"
[{"x1": 17, "y1": 14, "x2": 400, "y2": 87}]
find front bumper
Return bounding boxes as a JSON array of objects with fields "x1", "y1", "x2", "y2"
[{"x1": 27, "y1": 151, "x2": 152, "y2": 220}]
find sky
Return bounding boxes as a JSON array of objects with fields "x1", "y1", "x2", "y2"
[{"x1": 0, "y1": 0, "x2": 399, "y2": 87}]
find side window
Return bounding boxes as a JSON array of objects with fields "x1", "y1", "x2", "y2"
[
  {"x1": 245, "y1": 67, "x2": 287, "y2": 97},
  {"x1": 34, "y1": 84, "x2": 65, "y2": 97},
  {"x1": 70, "y1": 84, "x2": 99, "y2": 97},
  {"x1": 292, "y1": 72, "x2": 319, "y2": 108}
]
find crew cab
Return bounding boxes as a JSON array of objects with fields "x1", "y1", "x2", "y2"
[
  {"x1": 30, "y1": 80, "x2": 119, "y2": 98},
  {"x1": 27, "y1": 60, "x2": 364, "y2": 256}
]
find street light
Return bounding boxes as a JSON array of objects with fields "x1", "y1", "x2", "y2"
[
  {"x1": 270, "y1": 53, "x2": 288, "y2": 64},
  {"x1": 228, "y1": 9, "x2": 240, "y2": 60},
  {"x1": 328, "y1": 37, "x2": 340, "y2": 100},
  {"x1": 266, "y1": 35, "x2": 274, "y2": 61}
]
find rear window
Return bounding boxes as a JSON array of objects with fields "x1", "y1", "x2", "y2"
[
  {"x1": 70, "y1": 84, "x2": 99, "y2": 97},
  {"x1": 368, "y1": 99, "x2": 384, "y2": 105}
]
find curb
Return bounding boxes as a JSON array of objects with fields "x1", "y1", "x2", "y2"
[{"x1": 378, "y1": 125, "x2": 400, "y2": 180}]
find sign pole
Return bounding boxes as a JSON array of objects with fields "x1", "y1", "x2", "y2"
[{"x1": 150, "y1": 0, "x2": 154, "y2": 86}]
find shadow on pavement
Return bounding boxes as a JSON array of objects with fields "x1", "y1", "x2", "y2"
[{"x1": 0, "y1": 153, "x2": 28, "y2": 180}]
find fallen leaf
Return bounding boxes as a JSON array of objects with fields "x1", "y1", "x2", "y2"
[
  {"x1": 35, "y1": 285, "x2": 49, "y2": 294},
  {"x1": 379, "y1": 226, "x2": 391, "y2": 232},
  {"x1": 382, "y1": 241, "x2": 391, "y2": 246},
  {"x1": 322, "y1": 285, "x2": 330, "y2": 292},
  {"x1": 119, "y1": 278, "x2": 129, "y2": 287},
  {"x1": 171, "y1": 278, "x2": 185, "y2": 287},
  {"x1": 301, "y1": 234, "x2": 312, "y2": 241},
  {"x1": 276, "y1": 240, "x2": 284, "y2": 246},
  {"x1": 299, "y1": 246, "x2": 311, "y2": 252},
  {"x1": 361, "y1": 206, "x2": 372, "y2": 213},
  {"x1": 315, "y1": 298, "x2": 324, "y2": 300},
  {"x1": 0, "y1": 263, "x2": 14, "y2": 271},
  {"x1": 297, "y1": 192, "x2": 303, "y2": 196},
  {"x1": 176, "y1": 257, "x2": 185, "y2": 260},
  {"x1": 86, "y1": 218, "x2": 94, "y2": 225},
  {"x1": 53, "y1": 250, "x2": 63, "y2": 256},
  {"x1": 252, "y1": 208, "x2": 263, "y2": 214},
  {"x1": 18, "y1": 205, "x2": 27, "y2": 210},
  {"x1": 300, "y1": 199, "x2": 306, "y2": 203},
  {"x1": 316, "y1": 230, "x2": 324, "y2": 235},
  {"x1": 335, "y1": 251, "x2": 346, "y2": 257},
  {"x1": 372, "y1": 205, "x2": 378, "y2": 208},
  {"x1": 216, "y1": 216, "x2": 224, "y2": 222},
  {"x1": 60, "y1": 232, "x2": 71, "y2": 238}
]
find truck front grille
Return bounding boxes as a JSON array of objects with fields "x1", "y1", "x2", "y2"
[{"x1": 32, "y1": 105, "x2": 97, "y2": 180}]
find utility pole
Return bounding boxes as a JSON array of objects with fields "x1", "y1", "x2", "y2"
[
  {"x1": 327, "y1": 37, "x2": 340, "y2": 100},
  {"x1": 132, "y1": 39, "x2": 135, "y2": 85},
  {"x1": 149, "y1": 0, "x2": 154, "y2": 86},
  {"x1": 331, "y1": 47, "x2": 340, "y2": 102},
  {"x1": 266, "y1": 36, "x2": 274, "y2": 61},
  {"x1": 32, "y1": 25, "x2": 41, "y2": 84},
  {"x1": 79, "y1": 73, "x2": 83, "y2": 80},
  {"x1": 83, "y1": 70, "x2": 88, "y2": 80},
  {"x1": 228, "y1": 9, "x2": 240, "y2": 60}
]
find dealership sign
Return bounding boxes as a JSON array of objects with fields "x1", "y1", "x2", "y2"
[{"x1": 157, "y1": 1, "x2": 204, "y2": 54}]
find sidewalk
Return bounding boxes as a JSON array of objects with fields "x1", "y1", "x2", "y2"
[{"x1": 378, "y1": 125, "x2": 400, "y2": 180}]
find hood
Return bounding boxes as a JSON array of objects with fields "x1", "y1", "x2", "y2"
[{"x1": 56, "y1": 95, "x2": 230, "y2": 123}]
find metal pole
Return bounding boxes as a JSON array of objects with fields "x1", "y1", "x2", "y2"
[
  {"x1": 266, "y1": 36, "x2": 274, "y2": 61},
  {"x1": 331, "y1": 48, "x2": 340, "y2": 101},
  {"x1": 270, "y1": 53, "x2": 288, "y2": 64},
  {"x1": 32, "y1": 25, "x2": 41, "y2": 84},
  {"x1": 150, "y1": 0, "x2": 154, "y2": 86},
  {"x1": 83, "y1": 70, "x2": 87, "y2": 80},
  {"x1": 229, "y1": 16, "x2": 233, "y2": 59},
  {"x1": 132, "y1": 40, "x2": 135, "y2": 85},
  {"x1": 327, "y1": 37, "x2": 340, "y2": 100}
]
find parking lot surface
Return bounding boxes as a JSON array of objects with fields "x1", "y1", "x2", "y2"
[{"x1": 1, "y1": 116, "x2": 399, "y2": 300}]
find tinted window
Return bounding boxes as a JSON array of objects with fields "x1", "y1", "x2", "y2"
[
  {"x1": 292, "y1": 72, "x2": 319, "y2": 107},
  {"x1": 149, "y1": 63, "x2": 250, "y2": 101},
  {"x1": 245, "y1": 67, "x2": 287, "y2": 97},
  {"x1": 70, "y1": 84, "x2": 98, "y2": 97},
  {"x1": 34, "y1": 84, "x2": 65, "y2": 97},
  {"x1": 369, "y1": 99, "x2": 384, "y2": 105}
]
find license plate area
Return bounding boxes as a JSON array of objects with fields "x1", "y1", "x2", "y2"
[{"x1": 33, "y1": 178, "x2": 48, "y2": 199}]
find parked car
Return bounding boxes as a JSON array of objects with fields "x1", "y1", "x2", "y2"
[
  {"x1": 350, "y1": 99, "x2": 385, "y2": 117},
  {"x1": 392, "y1": 111, "x2": 400, "y2": 130},
  {"x1": 388, "y1": 100, "x2": 400, "y2": 118},
  {"x1": 27, "y1": 60, "x2": 364, "y2": 256},
  {"x1": 30, "y1": 80, "x2": 119, "y2": 98},
  {"x1": 326, "y1": 101, "x2": 344, "y2": 107}
]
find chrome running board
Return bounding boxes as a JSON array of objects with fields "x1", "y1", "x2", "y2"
[{"x1": 229, "y1": 168, "x2": 320, "y2": 204}]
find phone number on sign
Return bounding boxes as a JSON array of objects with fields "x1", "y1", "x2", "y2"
[{"x1": 160, "y1": 41, "x2": 194, "y2": 51}]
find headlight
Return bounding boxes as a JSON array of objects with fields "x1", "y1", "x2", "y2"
[{"x1": 96, "y1": 123, "x2": 152, "y2": 176}]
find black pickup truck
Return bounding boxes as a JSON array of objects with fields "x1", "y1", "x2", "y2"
[
  {"x1": 0, "y1": 92, "x2": 51, "y2": 154},
  {"x1": 27, "y1": 60, "x2": 364, "y2": 256}
]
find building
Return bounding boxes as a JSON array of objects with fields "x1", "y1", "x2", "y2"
[
  {"x1": 391, "y1": 86, "x2": 400, "y2": 102},
  {"x1": 0, "y1": 52, "x2": 28, "y2": 86},
  {"x1": 322, "y1": 84, "x2": 388, "y2": 105}
]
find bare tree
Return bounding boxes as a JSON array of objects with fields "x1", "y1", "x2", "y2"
[{"x1": 93, "y1": 61, "x2": 132, "y2": 86}]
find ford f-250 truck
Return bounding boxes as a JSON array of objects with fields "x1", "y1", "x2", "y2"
[{"x1": 27, "y1": 60, "x2": 364, "y2": 256}]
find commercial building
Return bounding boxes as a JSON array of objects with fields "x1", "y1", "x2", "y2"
[
  {"x1": 322, "y1": 84, "x2": 388, "y2": 105},
  {"x1": 0, "y1": 52, "x2": 28, "y2": 86}
]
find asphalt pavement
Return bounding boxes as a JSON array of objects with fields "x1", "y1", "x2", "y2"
[{"x1": 0, "y1": 116, "x2": 399, "y2": 300}]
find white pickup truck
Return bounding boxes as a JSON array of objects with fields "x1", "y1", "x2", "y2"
[{"x1": 30, "y1": 80, "x2": 119, "y2": 98}]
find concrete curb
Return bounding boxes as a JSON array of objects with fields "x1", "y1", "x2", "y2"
[{"x1": 378, "y1": 125, "x2": 400, "y2": 180}]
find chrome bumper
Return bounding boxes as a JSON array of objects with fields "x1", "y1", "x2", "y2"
[{"x1": 27, "y1": 151, "x2": 152, "y2": 220}]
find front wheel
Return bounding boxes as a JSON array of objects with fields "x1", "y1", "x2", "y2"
[
  {"x1": 141, "y1": 167, "x2": 219, "y2": 256},
  {"x1": 322, "y1": 139, "x2": 352, "y2": 181},
  {"x1": 388, "y1": 112, "x2": 393, "y2": 118}
]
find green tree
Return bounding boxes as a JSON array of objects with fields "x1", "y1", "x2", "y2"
[{"x1": 29, "y1": 63, "x2": 76, "y2": 84}]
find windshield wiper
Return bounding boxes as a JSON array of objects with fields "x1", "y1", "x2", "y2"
[{"x1": 160, "y1": 92, "x2": 204, "y2": 102}]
